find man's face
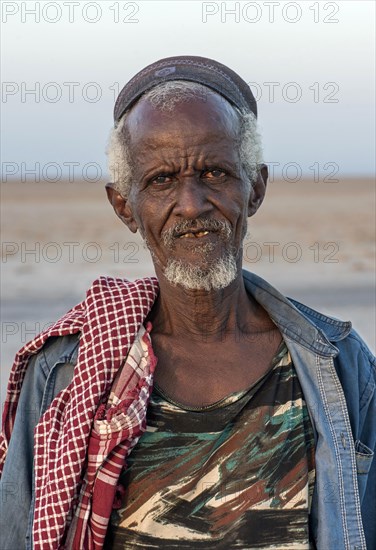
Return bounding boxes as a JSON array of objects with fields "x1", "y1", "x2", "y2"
[{"x1": 123, "y1": 92, "x2": 253, "y2": 288}]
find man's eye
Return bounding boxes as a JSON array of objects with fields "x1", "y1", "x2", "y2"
[
  {"x1": 150, "y1": 174, "x2": 173, "y2": 185},
  {"x1": 202, "y1": 169, "x2": 226, "y2": 179}
]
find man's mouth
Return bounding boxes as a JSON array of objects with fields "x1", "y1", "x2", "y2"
[
  {"x1": 162, "y1": 219, "x2": 232, "y2": 249},
  {"x1": 178, "y1": 230, "x2": 210, "y2": 239}
]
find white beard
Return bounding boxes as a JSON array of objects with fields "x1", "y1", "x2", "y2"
[{"x1": 163, "y1": 251, "x2": 238, "y2": 291}]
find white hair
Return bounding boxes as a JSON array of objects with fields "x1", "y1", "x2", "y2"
[{"x1": 106, "y1": 80, "x2": 263, "y2": 197}]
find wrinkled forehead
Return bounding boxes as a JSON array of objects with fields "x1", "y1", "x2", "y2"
[{"x1": 124, "y1": 91, "x2": 241, "y2": 149}]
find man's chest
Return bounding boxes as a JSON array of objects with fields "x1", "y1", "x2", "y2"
[
  {"x1": 106, "y1": 344, "x2": 316, "y2": 550},
  {"x1": 151, "y1": 329, "x2": 283, "y2": 408}
]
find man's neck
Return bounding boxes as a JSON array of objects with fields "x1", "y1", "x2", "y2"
[{"x1": 148, "y1": 269, "x2": 273, "y2": 343}]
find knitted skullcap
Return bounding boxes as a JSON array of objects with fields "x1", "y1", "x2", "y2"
[{"x1": 114, "y1": 55, "x2": 257, "y2": 125}]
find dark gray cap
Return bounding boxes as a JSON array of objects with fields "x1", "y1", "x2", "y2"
[{"x1": 114, "y1": 55, "x2": 257, "y2": 125}]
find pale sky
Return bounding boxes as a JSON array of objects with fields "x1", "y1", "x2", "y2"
[{"x1": 1, "y1": 0, "x2": 375, "y2": 180}]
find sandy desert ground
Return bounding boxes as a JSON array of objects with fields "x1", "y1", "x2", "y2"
[{"x1": 1, "y1": 179, "x2": 375, "y2": 402}]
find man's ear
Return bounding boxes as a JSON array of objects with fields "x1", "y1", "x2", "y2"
[
  {"x1": 105, "y1": 183, "x2": 138, "y2": 233},
  {"x1": 248, "y1": 164, "x2": 268, "y2": 216}
]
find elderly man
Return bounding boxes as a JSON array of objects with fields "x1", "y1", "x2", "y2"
[{"x1": 0, "y1": 56, "x2": 375, "y2": 550}]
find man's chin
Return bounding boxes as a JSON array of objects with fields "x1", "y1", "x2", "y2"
[{"x1": 162, "y1": 255, "x2": 238, "y2": 292}]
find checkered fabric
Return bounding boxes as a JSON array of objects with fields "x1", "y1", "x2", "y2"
[{"x1": 0, "y1": 276, "x2": 159, "y2": 549}]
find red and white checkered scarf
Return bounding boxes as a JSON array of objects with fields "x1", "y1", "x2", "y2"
[{"x1": 0, "y1": 276, "x2": 159, "y2": 549}]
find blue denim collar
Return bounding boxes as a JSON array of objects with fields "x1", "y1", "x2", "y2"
[{"x1": 242, "y1": 270, "x2": 352, "y2": 358}]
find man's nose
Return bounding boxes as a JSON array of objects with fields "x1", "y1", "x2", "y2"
[{"x1": 173, "y1": 178, "x2": 213, "y2": 218}]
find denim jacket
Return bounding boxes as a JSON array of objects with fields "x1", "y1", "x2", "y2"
[{"x1": 1, "y1": 271, "x2": 375, "y2": 550}]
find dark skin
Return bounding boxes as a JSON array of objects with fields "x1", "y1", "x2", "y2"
[{"x1": 107, "y1": 93, "x2": 282, "y2": 407}]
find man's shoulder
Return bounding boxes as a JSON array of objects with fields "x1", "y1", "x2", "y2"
[
  {"x1": 287, "y1": 297, "x2": 352, "y2": 341},
  {"x1": 288, "y1": 297, "x2": 375, "y2": 362},
  {"x1": 242, "y1": 269, "x2": 375, "y2": 378},
  {"x1": 25, "y1": 274, "x2": 158, "y2": 371}
]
